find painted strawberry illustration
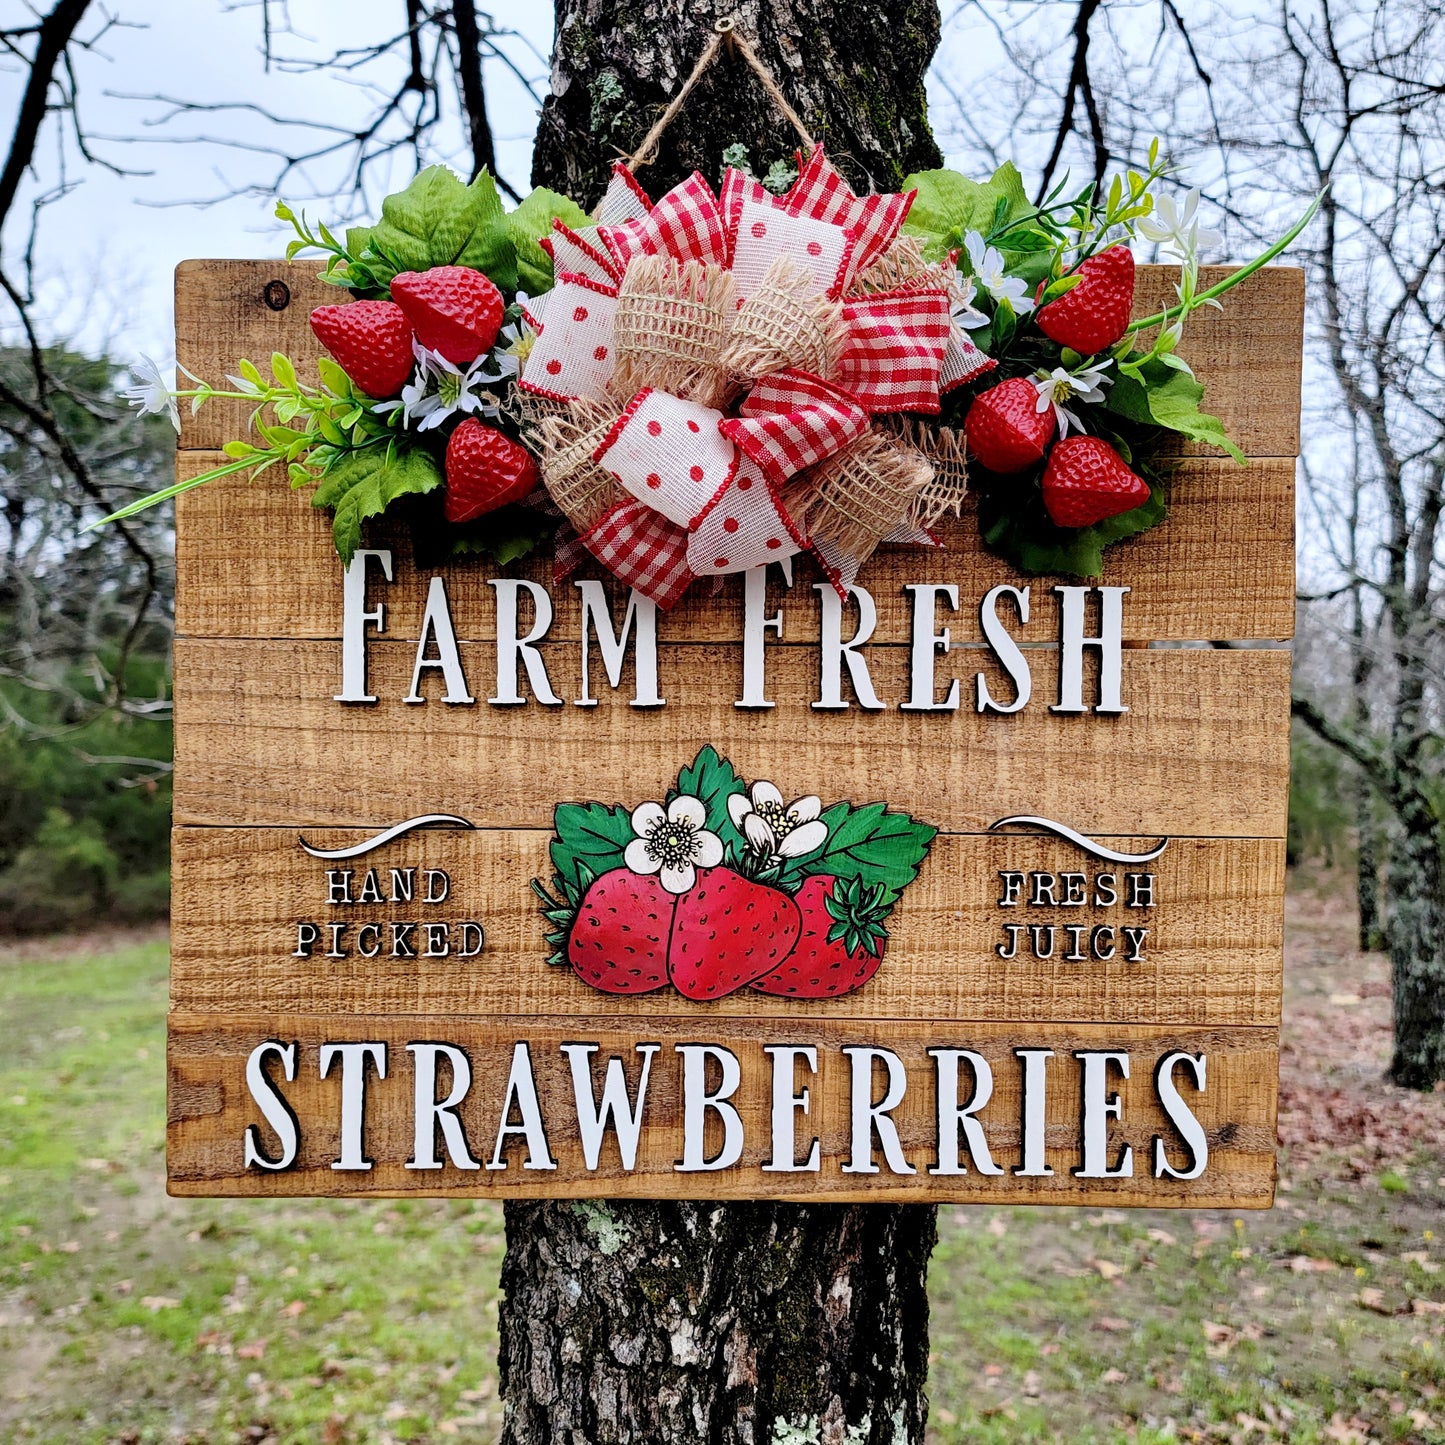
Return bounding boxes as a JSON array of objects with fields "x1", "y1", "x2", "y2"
[
  {"x1": 750, "y1": 875, "x2": 890, "y2": 998},
  {"x1": 533, "y1": 867, "x2": 674, "y2": 994},
  {"x1": 445, "y1": 419, "x2": 540, "y2": 523},
  {"x1": 964, "y1": 376, "x2": 1056, "y2": 474},
  {"x1": 668, "y1": 866, "x2": 802, "y2": 1001},
  {"x1": 1041, "y1": 435, "x2": 1151, "y2": 528},
  {"x1": 1035, "y1": 244, "x2": 1136, "y2": 356},
  {"x1": 391, "y1": 265, "x2": 505, "y2": 365},
  {"x1": 309, "y1": 299, "x2": 414, "y2": 398}
]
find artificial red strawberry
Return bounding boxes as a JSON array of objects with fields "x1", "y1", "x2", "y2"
[
  {"x1": 391, "y1": 265, "x2": 504, "y2": 365},
  {"x1": 668, "y1": 867, "x2": 802, "y2": 1001},
  {"x1": 1035, "y1": 245, "x2": 1135, "y2": 356},
  {"x1": 750, "y1": 875, "x2": 890, "y2": 999},
  {"x1": 444, "y1": 420, "x2": 540, "y2": 523},
  {"x1": 1041, "y1": 435, "x2": 1151, "y2": 528},
  {"x1": 309, "y1": 300, "x2": 414, "y2": 399},
  {"x1": 556, "y1": 867, "x2": 676, "y2": 994},
  {"x1": 964, "y1": 377, "x2": 1056, "y2": 473}
]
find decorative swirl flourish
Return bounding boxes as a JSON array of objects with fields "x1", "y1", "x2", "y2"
[
  {"x1": 298, "y1": 814, "x2": 476, "y2": 860},
  {"x1": 988, "y1": 815, "x2": 1168, "y2": 864}
]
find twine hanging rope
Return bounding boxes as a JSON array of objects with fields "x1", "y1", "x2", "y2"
[{"x1": 623, "y1": 17, "x2": 817, "y2": 175}]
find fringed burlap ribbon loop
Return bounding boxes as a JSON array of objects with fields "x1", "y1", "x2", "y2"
[
  {"x1": 855, "y1": 235, "x2": 937, "y2": 294},
  {"x1": 787, "y1": 427, "x2": 934, "y2": 566},
  {"x1": 508, "y1": 387, "x2": 573, "y2": 443},
  {"x1": 538, "y1": 399, "x2": 626, "y2": 533},
  {"x1": 721, "y1": 255, "x2": 849, "y2": 382},
  {"x1": 884, "y1": 417, "x2": 969, "y2": 530},
  {"x1": 612, "y1": 256, "x2": 737, "y2": 410}
]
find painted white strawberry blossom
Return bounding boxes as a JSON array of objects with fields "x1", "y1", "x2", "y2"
[
  {"x1": 373, "y1": 339, "x2": 504, "y2": 431},
  {"x1": 1033, "y1": 360, "x2": 1113, "y2": 437},
  {"x1": 963, "y1": 231, "x2": 1035, "y2": 315},
  {"x1": 625, "y1": 795, "x2": 723, "y2": 894},
  {"x1": 728, "y1": 781, "x2": 829, "y2": 863}
]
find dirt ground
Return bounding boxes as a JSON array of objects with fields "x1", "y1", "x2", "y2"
[{"x1": 0, "y1": 871, "x2": 1441, "y2": 1444}]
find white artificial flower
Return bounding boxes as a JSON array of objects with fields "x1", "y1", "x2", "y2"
[
  {"x1": 123, "y1": 355, "x2": 180, "y2": 433},
  {"x1": 963, "y1": 231, "x2": 1035, "y2": 315},
  {"x1": 727, "y1": 781, "x2": 828, "y2": 863},
  {"x1": 949, "y1": 273, "x2": 990, "y2": 332},
  {"x1": 624, "y1": 795, "x2": 724, "y2": 894},
  {"x1": 1033, "y1": 360, "x2": 1114, "y2": 437},
  {"x1": 1137, "y1": 188, "x2": 1222, "y2": 263},
  {"x1": 373, "y1": 339, "x2": 503, "y2": 431}
]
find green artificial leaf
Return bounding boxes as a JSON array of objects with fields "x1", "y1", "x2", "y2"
[
  {"x1": 549, "y1": 801, "x2": 635, "y2": 893},
  {"x1": 1106, "y1": 360, "x2": 1247, "y2": 464},
  {"x1": 670, "y1": 745, "x2": 747, "y2": 854},
  {"x1": 365, "y1": 165, "x2": 519, "y2": 293},
  {"x1": 441, "y1": 501, "x2": 556, "y2": 565},
  {"x1": 507, "y1": 185, "x2": 591, "y2": 296},
  {"x1": 311, "y1": 444, "x2": 443, "y2": 565},
  {"x1": 791, "y1": 802, "x2": 936, "y2": 907},
  {"x1": 975, "y1": 469, "x2": 1168, "y2": 578},
  {"x1": 900, "y1": 162, "x2": 1031, "y2": 262}
]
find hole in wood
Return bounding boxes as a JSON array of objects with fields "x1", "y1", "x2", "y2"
[{"x1": 263, "y1": 280, "x2": 291, "y2": 312}]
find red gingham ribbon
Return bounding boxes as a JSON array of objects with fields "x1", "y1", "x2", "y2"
[
  {"x1": 598, "y1": 171, "x2": 729, "y2": 271},
  {"x1": 580, "y1": 497, "x2": 696, "y2": 611},
  {"x1": 720, "y1": 369, "x2": 869, "y2": 487},
  {"x1": 835, "y1": 287, "x2": 953, "y2": 414},
  {"x1": 784, "y1": 147, "x2": 916, "y2": 277}
]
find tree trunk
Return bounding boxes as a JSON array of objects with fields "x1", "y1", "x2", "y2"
[
  {"x1": 1385, "y1": 777, "x2": 1445, "y2": 1089},
  {"x1": 501, "y1": 6, "x2": 944, "y2": 1441},
  {"x1": 498, "y1": 1201, "x2": 937, "y2": 1443},
  {"x1": 531, "y1": 0, "x2": 943, "y2": 207},
  {"x1": 1355, "y1": 778, "x2": 1384, "y2": 954}
]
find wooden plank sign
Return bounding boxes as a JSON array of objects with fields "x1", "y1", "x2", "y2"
[{"x1": 168, "y1": 260, "x2": 1301, "y2": 1207}]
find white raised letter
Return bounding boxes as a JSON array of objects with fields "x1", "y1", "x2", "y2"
[
  {"x1": 489, "y1": 578, "x2": 561, "y2": 705},
  {"x1": 675, "y1": 1045, "x2": 744, "y2": 1172},
  {"x1": 1075, "y1": 1050, "x2": 1133, "y2": 1178},
  {"x1": 335, "y1": 548, "x2": 393, "y2": 702},
  {"x1": 243, "y1": 1040, "x2": 299, "y2": 1171},
  {"x1": 929, "y1": 1049, "x2": 1004, "y2": 1176},
  {"x1": 404, "y1": 576, "x2": 475, "y2": 704},
  {"x1": 1153, "y1": 1051, "x2": 1208, "y2": 1180},
  {"x1": 841, "y1": 1046, "x2": 916, "y2": 1174},
  {"x1": 813, "y1": 584, "x2": 884, "y2": 710},
  {"x1": 903, "y1": 583, "x2": 960, "y2": 711},
  {"x1": 738, "y1": 565, "x2": 787, "y2": 709},
  {"x1": 1053, "y1": 585, "x2": 1128, "y2": 714},
  {"x1": 977, "y1": 584, "x2": 1032, "y2": 713},
  {"x1": 575, "y1": 581, "x2": 663, "y2": 707},
  {"x1": 762, "y1": 1045, "x2": 820, "y2": 1171},
  {"x1": 488, "y1": 1042, "x2": 557, "y2": 1171},
  {"x1": 563, "y1": 1042, "x2": 659, "y2": 1171},
  {"x1": 406, "y1": 1043, "x2": 480, "y2": 1170},
  {"x1": 1014, "y1": 1048, "x2": 1054, "y2": 1176},
  {"x1": 320, "y1": 1042, "x2": 387, "y2": 1171}
]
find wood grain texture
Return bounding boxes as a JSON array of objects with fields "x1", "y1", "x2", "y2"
[
  {"x1": 173, "y1": 454, "x2": 1296, "y2": 644},
  {"x1": 166, "y1": 1012, "x2": 1277, "y2": 1205},
  {"x1": 170, "y1": 827, "x2": 1284, "y2": 1026},
  {"x1": 172, "y1": 642, "x2": 1291, "y2": 837},
  {"x1": 174, "y1": 261, "x2": 1304, "y2": 458}
]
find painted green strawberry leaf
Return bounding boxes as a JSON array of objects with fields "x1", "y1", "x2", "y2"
[
  {"x1": 670, "y1": 745, "x2": 747, "y2": 855},
  {"x1": 549, "y1": 801, "x2": 634, "y2": 894},
  {"x1": 790, "y1": 802, "x2": 936, "y2": 907}
]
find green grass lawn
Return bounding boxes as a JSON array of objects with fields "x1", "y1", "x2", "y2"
[{"x1": 0, "y1": 893, "x2": 1442, "y2": 1444}]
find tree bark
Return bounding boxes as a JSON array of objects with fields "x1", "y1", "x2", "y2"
[
  {"x1": 500, "y1": 6, "x2": 944, "y2": 1440},
  {"x1": 531, "y1": 0, "x2": 943, "y2": 207},
  {"x1": 1355, "y1": 778, "x2": 1384, "y2": 954},
  {"x1": 498, "y1": 1201, "x2": 937, "y2": 1443}
]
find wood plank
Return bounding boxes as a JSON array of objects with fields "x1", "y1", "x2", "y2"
[
  {"x1": 171, "y1": 642, "x2": 1291, "y2": 837},
  {"x1": 173, "y1": 454, "x2": 1296, "y2": 644},
  {"x1": 166, "y1": 1011, "x2": 1278, "y2": 1206},
  {"x1": 175, "y1": 259, "x2": 1303, "y2": 457},
  {"x1": 170, "y1": 827, "x2": 1284, "y2": 1027}
]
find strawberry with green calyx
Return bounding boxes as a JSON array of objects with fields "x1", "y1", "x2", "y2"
[
  {"x1": 1041, "y1": 435, "x2": 1152, "y2": 528},
  {"x1": 445, "y1": 419, "x2": 540, "y2": 523},
  {"x1": 309, "y1": 300, "x2": 415, "y2": 399},
  {"x1": 1035, "y1": 245, "x2": 1135, "y2": 356},
  {"x1": 669, "y1": 866, "x2": 802, "y2": 1001},
  {"x1": 391, "y1": 265, "x2": 505, "y2": 365},
  {"x1": 749, "y1": 875, "x2": 891, "y2": 999},
  {"x1": 964, "y1": 376, "x2": 1056, "y2": 474},
  {"x1": 532, "y1": 866, "x2": 675, "y2": 995}
]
